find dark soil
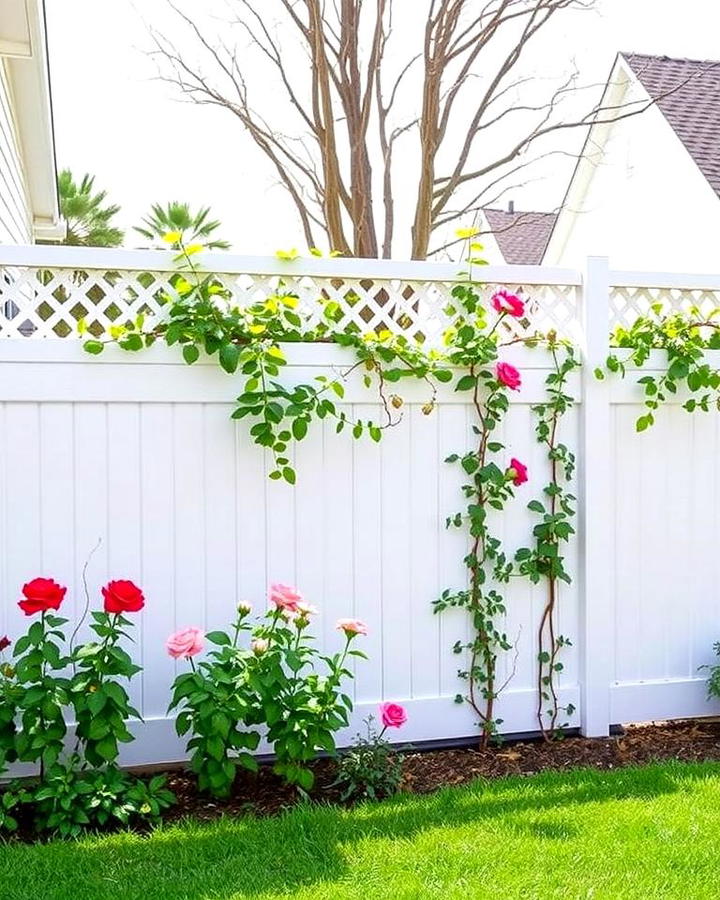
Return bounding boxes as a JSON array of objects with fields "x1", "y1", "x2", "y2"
[{"x1": 163, "y1": 718, "x2": 720, "y2": 824}]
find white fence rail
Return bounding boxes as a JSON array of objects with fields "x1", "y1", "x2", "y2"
[{"x1": 0, "y1": 246, "x2": 719, "y2": 767}]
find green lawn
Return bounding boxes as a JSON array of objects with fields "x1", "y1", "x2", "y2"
[{"x1": 1, "y1": 760, "x2": 718, "y2": 899}]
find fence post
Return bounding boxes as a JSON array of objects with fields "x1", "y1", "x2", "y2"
[{"x1": 578, "y1": 256, "x2": 613, "y2": 737}]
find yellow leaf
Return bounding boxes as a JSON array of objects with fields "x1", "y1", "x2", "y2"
[
  {"x1": 276, "y1": 248, "x2": 300, "y2": 261},
  {"x1": 249, "y1": 324, "x2": 266, "y2": 335},
  {"x1": 162, "y1": 231, "x2": 182, "y2": 244},
  {"x1": 309, "y1": 247, "x2": 322, "y2": 257},
  {"x1": 184, "y1": 243, "x2": 204, "y2": 255},
  {"x1": 455, "y1": 226, "x2": 479, "y2": 239},
  {"x1": 280, "y1": 295, "x2": 299, "y2": 309}
]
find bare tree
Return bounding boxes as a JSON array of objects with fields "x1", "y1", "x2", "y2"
[{"x1": 146, "y1": 1, "x2": 667, "y2": 258}]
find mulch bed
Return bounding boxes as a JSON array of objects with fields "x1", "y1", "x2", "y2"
[{"x1": 162, "y1": 718, "x2": 720, "y2": 824}]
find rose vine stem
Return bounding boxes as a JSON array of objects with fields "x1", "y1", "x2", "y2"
[
  {"x1": 536, "y1": 344, "x2": 565, "y2": 740},
  {"x1": 468, "y1": 366, "x2": 496, "y2": 749}
]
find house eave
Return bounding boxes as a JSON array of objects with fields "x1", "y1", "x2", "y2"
[{"x1": 4, "y1": 0, "x2": 62, "y2": 241}]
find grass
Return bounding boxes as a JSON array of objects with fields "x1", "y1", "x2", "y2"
[{"x1": 1, "y1": 760, "x2": 719, "y2": 899}]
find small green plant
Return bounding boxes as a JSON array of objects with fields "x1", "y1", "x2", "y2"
[
  {"x1": 29, "y1": 760, "x2": 174, "y2": 838},
  {"x1": 335, "y1": 704, "x2": 407, "y2": 801},
  {"x1": 700, "y1": 642, "x2": 720, "y2": 700}
]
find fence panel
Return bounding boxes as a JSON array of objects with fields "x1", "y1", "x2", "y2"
[
  {"x1": 3, "y1": 248, "x2": 720, "y2": 769},
  {"x1": 0, "y1": 339, "x2": 581, "y2": 765}
]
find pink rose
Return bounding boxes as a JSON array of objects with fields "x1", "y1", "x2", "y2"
[
  {"x1": 491, "y1": 289, "x2": 525, "y2": 318},
  {"x1": 507, "y1": 458, "x2": 528, "y2": 486},
  {"x1": 496, "y1": 362, "x2": 521, "y2": 391},
  {"x1": 380, "y1": 702, "x2": 407, "y2": 729},
  {"x1": 269, "y1": 583, "x2": 302, "y2": 612},
  {"x1": 336, "y1": 618, "x2": 368, "y2": 637},
  {"x1": 166, "y1": 626, "x2": 205, "y2": 659}
]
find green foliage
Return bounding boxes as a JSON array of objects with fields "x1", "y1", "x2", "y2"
[
  {"x1": 517, "y1": 340, "x2": 579, "y2": 738},
  {"x1": 700, "y1": 641, "x2": 720, "y2": 701},
  {"x1": 56, "y1": 170, "x2": 124, "y2": 248},
  {"x1": 134, "y1": 202, "x2": 230, "y2": 250},
  {"x1": 604, "y1": 304, "x2": 720, "y2": 430},
  {"x1": 170, "y1": 604, "x2": 363, "y2": 797},
  {"x1": 28, "y1": 761, "x2": 174, "y2": 838},
  {"x1": 334, "y1": 716, "x2": 404, "y2": 801},
  {"x1": 258, "y1": 614, "x2": 360, "y2": 791},
  {"x1": 169, "y1": 611, "x2": 261, "y2": 798},
  {"x1": 12, "y1": 613, "x2": 71, "y2": 771},
  {"x1": 70, "y1": 612, "x2": 143, "y2": 768}
]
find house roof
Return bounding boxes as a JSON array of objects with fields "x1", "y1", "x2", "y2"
[
  {"x1": 482, "y1": 208, "x2": 557, "y2": 265},
  {"x1": 623, "y1": 52, "x2": 720, "y2": 197}
]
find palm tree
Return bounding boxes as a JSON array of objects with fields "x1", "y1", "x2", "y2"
[
  {"x1": 57, "y1": 170, "x2": 124, "y2": 247},
  {"x1": 134, "y1": 202, "x2": 230, "y2": 250}
]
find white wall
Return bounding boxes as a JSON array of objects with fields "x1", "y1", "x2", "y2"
[
  {"x1": 546, "y1": 77, "x2": 720, "y2": 272},
  {"x1": 0, "y1": 58, "x2": 32, "y2": 244}
]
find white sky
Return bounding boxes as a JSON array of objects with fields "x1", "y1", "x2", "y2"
[{"x1": 46, "y1": 0, "x2": 720, "y2": 255}]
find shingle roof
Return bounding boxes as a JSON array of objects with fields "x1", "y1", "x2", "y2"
[
  {"x1": 482, "y1": 208, "x2": 558, "y2": 265},
  {"x1": 623, "y1": 53, "x2": 720, "y2": 197}
]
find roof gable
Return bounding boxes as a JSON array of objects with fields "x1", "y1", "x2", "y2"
[
  {"x1": 623, "y1": 53, "x2": 720, "y2": 197},
  {"x1": 482, "y1": 208, "x2": 557, "y2": 266}
]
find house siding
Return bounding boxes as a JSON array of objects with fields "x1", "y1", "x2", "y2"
[{"x1": 0, "y1": 57, "x2": 32, "y2": 244}]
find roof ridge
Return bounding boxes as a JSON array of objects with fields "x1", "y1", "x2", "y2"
[{"x1": 621, "y1": 50, "x2": 720, "y2": 67}]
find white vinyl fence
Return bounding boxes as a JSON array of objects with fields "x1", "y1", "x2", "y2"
[{"x1": 0, "y1": 246, "x2": 718, "y2": 767}]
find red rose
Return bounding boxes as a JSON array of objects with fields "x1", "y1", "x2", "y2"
[
  {"x1": 0, "y1": 636, "x2": 10, "y2": 653},
  {"x1": 507, "y1": 457, "x2": 528, "y2": 486},
  {"x1": 102, "y1": 580, "x2": 145, "y2": 614},
  {"x1": 18, "y1": 577, "x2": 67, "y2": 616},
  {"x1": 491, "y1": 289, "x2": 525, "y2": 318}
]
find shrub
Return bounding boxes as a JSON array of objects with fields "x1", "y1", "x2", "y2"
[
  {"x1": 335, "y1": 703, "x2": 408, "y2": 801},
  {"x1": 29, "y1": 760, "x2": 174, "y2": 838},
  {"x1": 169, "y1": 583, "x2": 367, "y2": 795},
  {"x1": 167, "y1": 608, "x2": 261, "y2": 798},
  {"x1": 0, "y1": 574, "x2": 172, "y2": 838}
]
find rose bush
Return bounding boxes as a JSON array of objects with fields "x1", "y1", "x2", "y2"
[
  {"x1": 336, "y1": 703, "x2": 408, "y2": 801},
  {"x1": 169, "y1": 584, "x2": 367, "y2": 795},
  {"x1": 0, "y1": 573, "x2": 173, "y2": 837}
]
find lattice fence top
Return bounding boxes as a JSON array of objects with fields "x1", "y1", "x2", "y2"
[
  {"x1": 610, "y1": 284, "x2": 720, "y2": 332},
  {"x1": 0, "y1": 255, "x2": 580, "y2": 344}
]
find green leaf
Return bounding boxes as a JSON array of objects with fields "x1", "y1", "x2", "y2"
[
  {"x1": 455, "y1": 374, "x2": 477, "y2": 392},
  {"x1": 292, "y1": 418, "x2": 308, "y2": 440},
  {"x1": 219, "y1": 342, "x2": 241, "y2": 374},
  {"x1": 183, "y1": 344, "x2": 200, "y2": 365},
  {"x1": 84, "y1": 340, "x2": 105, "y2": 355},
  {"x1": 206, "y1": 631, "x2": 231, "y2": 646}
]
